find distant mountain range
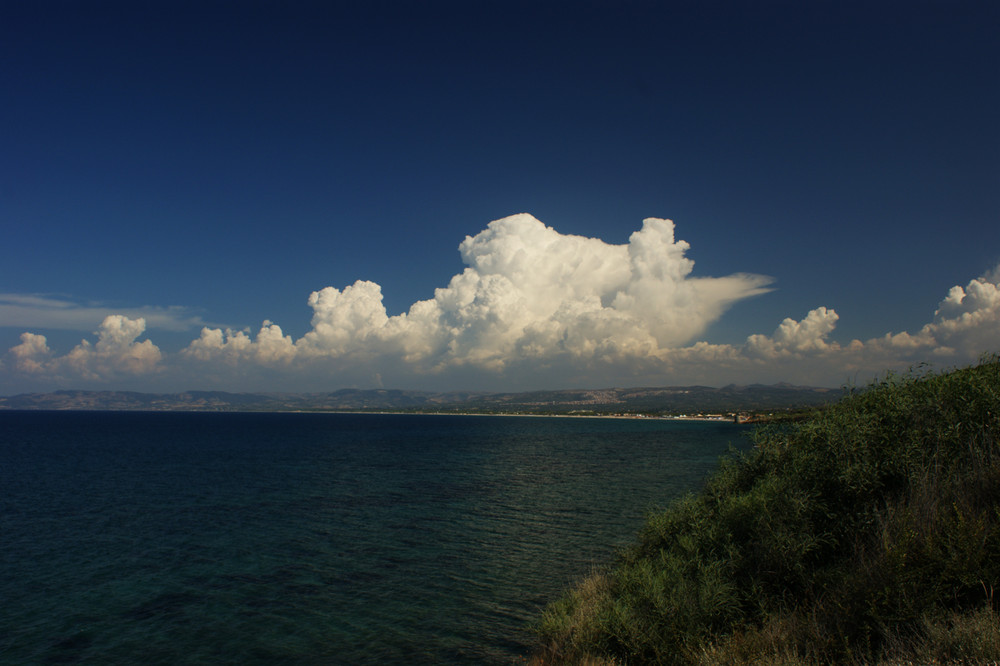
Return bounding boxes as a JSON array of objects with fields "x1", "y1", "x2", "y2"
[{"x1": 0, "y1": 384, "x2": 841, "y2": 415}]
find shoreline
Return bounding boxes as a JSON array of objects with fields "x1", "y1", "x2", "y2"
[{"x1": 0, "y1": 406, "x2": 743, "y2": 422}]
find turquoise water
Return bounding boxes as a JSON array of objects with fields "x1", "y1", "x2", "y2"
[{"x1": 0, "y1": 411, "x2": 750, "y2": 664}]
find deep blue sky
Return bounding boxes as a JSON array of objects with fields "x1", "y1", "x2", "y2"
[{"x1": 2, "y1": 1, "x2": 998, "y2": 392}]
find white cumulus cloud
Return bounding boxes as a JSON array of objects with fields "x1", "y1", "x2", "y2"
[
  {"x1": 6, "y1": 315, "x2": 162, "y2": 383},
  {"x1": 180, "y1": 214, "x2": 773, "y2": 375},
  {"x1": 660, "y1": 270, "x2": 1000, "y2": 386},
  {"x1": 864, "y1": 274, "x2": 1000, "y2": 359},
  {"x1": 9, "y1": 332, "x2": 54, "y2": 374},
  {"x1": 745, "y1": 307, "x2": 841, "y2": 358},
  {"x1": 183, "y1": 321, "x2": 295, "y2": 365},
  {"x1": 5, "y1": 216, "x2": 1000, "y2": 392}
]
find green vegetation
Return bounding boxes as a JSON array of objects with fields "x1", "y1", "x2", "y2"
[{"x1": 533, "y1": 356, "x2": 1000, "y2": 664}]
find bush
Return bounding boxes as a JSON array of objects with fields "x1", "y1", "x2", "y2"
[{"x1": 534, "y1": 355, "x2": 1000, "y2": 664}]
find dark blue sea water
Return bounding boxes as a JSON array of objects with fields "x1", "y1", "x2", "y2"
[{"x1": 0, "y1": 411, "x2": 750, "y2": 664}]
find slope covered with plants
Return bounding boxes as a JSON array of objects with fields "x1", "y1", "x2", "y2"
[{"x1": 534, "y1": 356, "x2": 1000, "y2": 664}]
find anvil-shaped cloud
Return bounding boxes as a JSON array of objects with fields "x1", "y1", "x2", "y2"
[{"x1": 183, "y1": 214, "x2": 772, "y2": 371}]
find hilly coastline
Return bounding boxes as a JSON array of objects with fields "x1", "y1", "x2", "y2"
[{"x1": 0, "y1": 384, "x2": 838, "y2": 416}]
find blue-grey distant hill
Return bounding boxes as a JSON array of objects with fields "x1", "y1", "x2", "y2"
[{"x1": 0, "y1": 385, "x2": 839, "y2": 415}]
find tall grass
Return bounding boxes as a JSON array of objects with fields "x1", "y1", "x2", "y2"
[{"x1": 533, "y1": 355, "x2": 1000, "y2": 664}]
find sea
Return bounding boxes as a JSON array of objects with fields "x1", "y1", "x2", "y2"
[{"x1": 0, "y1": 411, "x2": 751, "y2": 664}]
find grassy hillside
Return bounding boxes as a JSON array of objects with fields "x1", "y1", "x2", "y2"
[{"x1": 533, "y1": 356, "x2": 1000, "y2": 664}]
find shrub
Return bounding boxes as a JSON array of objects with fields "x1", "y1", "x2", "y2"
[{"x1": 534, "y1": 355, "x2": 1000, "y2": 664}]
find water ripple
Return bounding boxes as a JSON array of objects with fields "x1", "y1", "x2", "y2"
[{"x1": 1, "y1": 411, "x2": 749, "y2": 664}]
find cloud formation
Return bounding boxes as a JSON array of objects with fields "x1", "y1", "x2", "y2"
[
  {"x1": 181, "y1": 214, "x2": 773, "y2": 373},
  {"x1": 661, "y1": 271, "x2": 1000, "y2": 386},
  {"x1": 7, "y1": 315, "x2": 162, "y2": 381},
  {"x1": 4, "y1": 214, "x2": 1000, "y2": 391},
  {"x1": 0, "y1": 293, "x2": 204, "y2": 332}
]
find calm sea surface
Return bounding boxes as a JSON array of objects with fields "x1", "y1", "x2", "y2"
[{"x1": 0, "y1": 411, "x2": 750, "y2": 664}]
